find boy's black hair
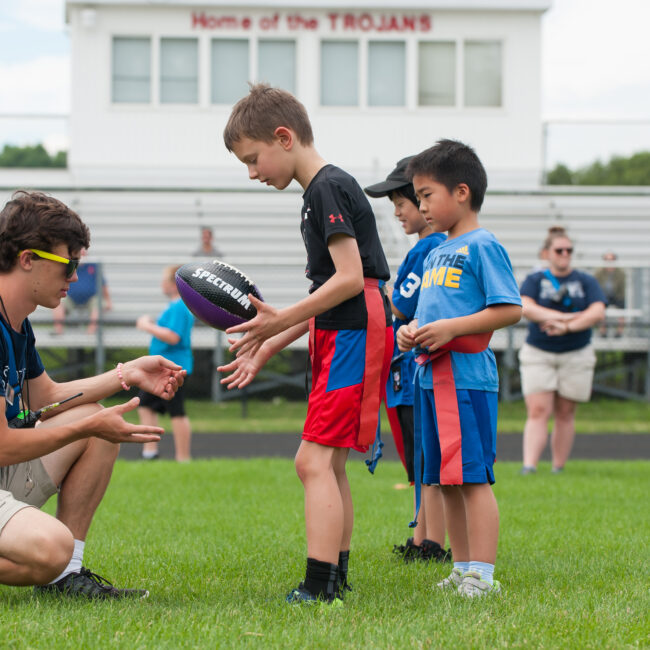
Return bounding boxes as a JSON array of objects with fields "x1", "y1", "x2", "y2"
[
  {"x1": 388, "y1": 185, "x2": 419, "y2": 209},
  {"x1": 0, "y1": 190, "x2": 90, "y2": 273},
  {"x1": 407, "y1": 139, "x2": 487, "y2": 211}
]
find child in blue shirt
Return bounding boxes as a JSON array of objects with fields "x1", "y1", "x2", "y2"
[
  {"x1": 137, "y1": 265, "x2": 194, "y2": 461},
  {"x1": 365, "y1": 157, "x2": 450, "y2": 564},
  {"x1": 397, "y1": 140, "x2": 521, "y2": 597}
]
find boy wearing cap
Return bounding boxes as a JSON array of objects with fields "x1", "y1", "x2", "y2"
[{"x1": 365, "y1": 157, "x2": 449, "y2": 564}]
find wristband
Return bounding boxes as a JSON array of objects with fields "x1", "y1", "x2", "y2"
[{"x1": 116, "y1": 363, "x2": 130, "y2": 391}]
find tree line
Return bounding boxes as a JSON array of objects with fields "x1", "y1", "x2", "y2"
[
  {"x1": 547, "y1": 151, "x2": 650, "y2": 186},
  {"x1": 0, "y1": 144, "x2": 66, "y2": 168},
  {"x1": 1, "y1": 143, "x2": 648, "y2": 185}
]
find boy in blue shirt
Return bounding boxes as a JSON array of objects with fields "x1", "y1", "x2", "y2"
[
  {"x1": 364, "y1": 157, "x2": 450, "y2": 563},
  {"x1": 137, "y1": 265, "x2": 194, "y2": 462},
  {"x1": 397, "y1": 140, "x2": 521, "y2": 597}
]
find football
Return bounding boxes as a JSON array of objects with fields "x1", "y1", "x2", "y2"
[{"x1": 175, "y1": 260, "x2": 263, "y2": 330}]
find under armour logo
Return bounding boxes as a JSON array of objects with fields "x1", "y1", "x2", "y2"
[{"x1": 329, "y1": 213, "x2": 344, "y2": 223}]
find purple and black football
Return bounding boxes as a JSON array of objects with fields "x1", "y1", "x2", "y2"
[{"x1": 175, "y1": 260, "x2": 263, "y2": 330}]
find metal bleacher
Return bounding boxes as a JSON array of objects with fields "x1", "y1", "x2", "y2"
[{"x1": 27, "y1": 186, "x2": 650, "y2": 359}]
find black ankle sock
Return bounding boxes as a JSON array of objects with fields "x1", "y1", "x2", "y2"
[
  {"x1": 303, "y1": 558, "x2": 339, "y2": 598},
  {"x1": 421, "y1": 539, "x2": 443, "y2": 550},
  {"x1": 338, "y1": 550, "x2": 350, "y2": 588}
]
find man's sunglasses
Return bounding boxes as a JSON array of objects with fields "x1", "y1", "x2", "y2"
[
  {"x1": 553, "y1": 247, "x2": 573, "y2": 255},
  {"x1": 19, "y1": 249, "x2": 80, "y2": 279}
]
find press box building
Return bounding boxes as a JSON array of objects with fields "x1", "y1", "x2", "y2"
[{"x1": 64, "y1": 0, "x2": 551, "y2": 189}]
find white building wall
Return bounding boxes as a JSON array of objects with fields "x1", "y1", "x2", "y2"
[{"x1": 66, "y1": 2, "x2": 548, "y2": 189}]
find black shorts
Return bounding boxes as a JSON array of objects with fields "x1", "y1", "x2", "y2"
[{"x1": 137, "y1": 384, "x2": 186, "y2": 418}]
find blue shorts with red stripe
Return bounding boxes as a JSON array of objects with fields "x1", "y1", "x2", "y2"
[
  {"x1": 303, "y1": 326, "x2": 392, "y2": 452},
  {"x1": 418, "y1": 385, "x2": 498, "y2": 485}
]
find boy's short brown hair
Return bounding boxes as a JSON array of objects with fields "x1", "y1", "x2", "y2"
[
  {"x1": 0, "y1": 190, "x2": 90, "y2": 273},
  {"x1": 223, "y1": 83, "x2": 313, "y2": 151}
]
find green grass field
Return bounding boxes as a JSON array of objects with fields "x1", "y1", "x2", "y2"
[
  {"x1": 1, "y1": 458, "x2": 648, "y2": 648},
  {"x1": 102, "y1": 396, "x2": 650, "y2": 434}
]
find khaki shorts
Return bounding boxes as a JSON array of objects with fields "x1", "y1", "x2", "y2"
[
  {"x1": 0, "y1": 460, "x2": 58, "y2": 533},
  {"x1": 518, "y1": 342, "x2": 597, "y2": 402}
]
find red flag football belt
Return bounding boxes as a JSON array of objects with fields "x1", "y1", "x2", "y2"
[{"x1": 415, "y1": 332, "x2": 492, "y2": 484}]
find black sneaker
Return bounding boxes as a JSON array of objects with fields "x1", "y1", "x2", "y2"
[
  {"x1": 34, "y1": 567, "x2": 149, "y2": 600},
  {"x1": 286, "y1": 585, "x2": 342, "y2": 606},
  {"x1": 336, "y1": 578, "x2": 353, "y2": 600},
  {"x1": 419, "y1": 539, "x2": 453, "y2": 563},
  {"x1": 392, "y1": 537, "x2": 421, "y2": 563}
]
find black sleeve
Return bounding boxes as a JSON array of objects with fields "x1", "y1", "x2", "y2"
[{"x1": 310, "y1": 180, "x2": 357, "y2": 243}]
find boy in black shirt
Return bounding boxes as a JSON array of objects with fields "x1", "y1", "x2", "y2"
[{"x1": 220, "y1": 84, "x2": 392, "y2": 604}]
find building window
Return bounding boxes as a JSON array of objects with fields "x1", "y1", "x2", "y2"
[
  {"x1": 368, "y1": 41, "x2": 405, "y2": 107},
  {"x1": 211, "y1": 39, "x2": 249, "y2": 104},
  {"x1": 321, "y1": 41, "x2": 358, "y2": 106},
  {"x1": 418, "y1": 41, "x2": 456, "y2": 106},
  {"x1": 112, "y1": 37, "x2": 151, "y2": 103},
  {"x1": 258, "y1": 40, "x2": 296, "y2": 94},
  {"x1": 464, "y1": 41, "x2": 502, "y2": 107},
  {"x1": 160, "y1": 38, "x2": 198, "y2": 104}
]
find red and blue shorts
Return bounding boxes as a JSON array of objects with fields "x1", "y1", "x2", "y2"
[
  {"x1": 418, "y1": 381, "x2": 498, "y2": 485},
  {"x1": 303, "y1": 325, "x2": 392, "y2": 452}
]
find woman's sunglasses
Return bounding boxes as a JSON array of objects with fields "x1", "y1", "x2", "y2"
[
  {"x1": 553, "y1": 247, "x2": 573, "y2": 255},
  {"x1": 20, "y1": 249, "x2": 80, "y2": 279}
]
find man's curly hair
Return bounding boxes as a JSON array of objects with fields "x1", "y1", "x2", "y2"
[{"x1": 0, "y1": 191, "x2": 90, "y2": 273}]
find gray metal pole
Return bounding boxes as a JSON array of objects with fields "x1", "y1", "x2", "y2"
[
  {"x1": 212, "y1": 329, "x2": 224, "y2": 402},
  {"x1": 95, "y1": 262, "x2": 106, "y2": 375}
]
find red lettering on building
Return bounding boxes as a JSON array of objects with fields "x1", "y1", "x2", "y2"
[
  {"x1": 287, "y1": 14, "x2": 318, "y2": 30},
  {"x1": 260, "y1": 13, "x2": 280, "y2": 30},
  {"x1": 327, "y1": 12, "x2": 432, "y2": 33},
  {"x1": 343, "y1": 14, "x2": 356, "y2": 30},
  {"x1": 191, "y1": 11, "x2": 432, "y2": 33},
  {"x1": 192, "y1": 12, "x2": 250, "y2": 30}
]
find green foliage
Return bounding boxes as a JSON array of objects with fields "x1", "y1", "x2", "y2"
[
  {"x1": 547, "y1": 151, "x2": 650, "y2": 186},
  {"x1": 546, "y1": 162, "x2": 573, "y2": 185},
  {"x1": 0, "y1": 143, "x2": 67, "y2": 168},
  {"x1": 0, "y1": 459, "x2": 647, "y2": 648}
]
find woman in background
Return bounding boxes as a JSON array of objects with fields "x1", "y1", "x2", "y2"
[{"x1": 518, "y1": 227, "x2": 606, "y2": 474}]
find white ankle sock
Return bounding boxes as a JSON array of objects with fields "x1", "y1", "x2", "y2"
[
  {"x1": 49, "y1": 539, "x2": 85, "y2": 584},
  {"x1": 454, "y1": 561, "x2": 470, "y2": 574},
  {"x1": 468, "y1": 560, "x2": 494, "y2": 585}
]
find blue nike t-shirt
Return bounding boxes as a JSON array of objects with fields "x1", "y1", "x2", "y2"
[{"x1": 414, "y1": 228, "x2": 521, "y2": 392}]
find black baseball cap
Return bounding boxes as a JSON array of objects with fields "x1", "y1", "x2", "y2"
[{"x1": 364, "y1": 156, "x2": 415, "y2": 198}]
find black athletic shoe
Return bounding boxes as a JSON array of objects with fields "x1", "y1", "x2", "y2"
[
  {"x1": 34, "y1": 567, "x2": 149, "y2": 600},
  {"x1": 392, "y1": 537, "x2": 422, "y2": 563},
  {"x1": 419, "y1": 539, "x2": 453, "y2": 564},
  {"x1": 336, "y1": 578, "x2": 353, "y2": 600},
  {"x1": 286, "y1": 585, "x2": 342, "y2": 606}
]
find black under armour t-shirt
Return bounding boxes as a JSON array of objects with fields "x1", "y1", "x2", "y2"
[{"x1": 300, "y1": 164, "x2": 391, "y2": 330}]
